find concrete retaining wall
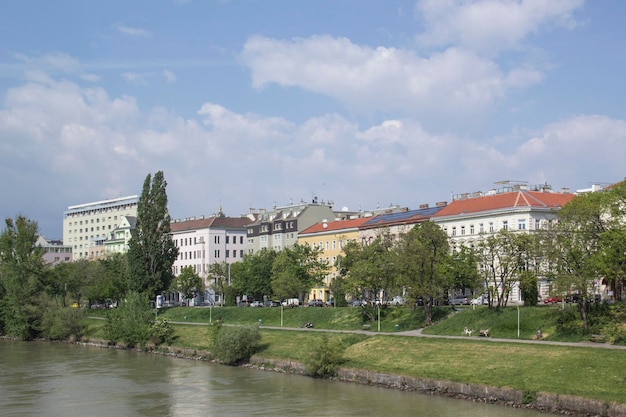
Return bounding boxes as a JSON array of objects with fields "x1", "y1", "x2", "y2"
[{"x1": 250, "y1": 357, "x2": 626, "y2": 417}]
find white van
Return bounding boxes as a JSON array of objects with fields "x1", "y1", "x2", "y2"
[{"x1": 281, "y1": 298, "x2": 300, "y2": 307}]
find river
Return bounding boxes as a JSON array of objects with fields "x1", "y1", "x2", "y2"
[{"x1": 0, "y1": 339, "x2": 547, "y2": 417}]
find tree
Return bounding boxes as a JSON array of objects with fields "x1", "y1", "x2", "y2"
[
  {"x1": 0, "y1": 215, "x2": 45, "y2": 339},
  {"x1": 126, "y1": 171, "x2": 179, "y2": 297},
  {"x1": 476, "y1": 230, "x2": 526, "y2": 309},
  {"x1": 207, "y1": 262, "x2": 229, "y2": 306},
  {"x1": 448, "y1": 245, "x2": 481, "y2": 296},
  {"x1": 270, "y1": 244, "x2": 328, "y2": 302},
  {"x1": 395, "y1": 221, "x2": 450, "y2": 325},
  {"x1": 173, "y1": 266, "x2": 203, "y2": 304},
  {"x1": 229, "y1": 249, "x2": 276, "y2": 302}
]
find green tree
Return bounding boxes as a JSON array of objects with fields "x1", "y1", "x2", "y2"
[
  {"x1": 519, "y1": 270, "x2": 539, "y2": 306},
  {"x1": 0, "y1": 215, "x2": 45, "y2": 339},
  {"x1": 449, "y1": 246, "x2": 481, "y2": 296},
  {"x1": 271, "y1": 244, "x2": 327, "y2": 302},
  {"x1": 395, "y1": 221, "x2": 450, "y2": 325},
  {"x1": 229, "y1": 249, "x2": 276, "y2": 301},
  {"x1": 476, "y1": 230, "x2": 526, "y2": 309},
  {"x1": 173, "y1": 266, "x2": 203, "y2": 304},
  {"x1": 126, "y1": 171, "x2": 179, "y2": 297}
]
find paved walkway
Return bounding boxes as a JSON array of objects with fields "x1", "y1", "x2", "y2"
[{"x1": 226, "y1": 323, "x2": 626, "y2": 350}]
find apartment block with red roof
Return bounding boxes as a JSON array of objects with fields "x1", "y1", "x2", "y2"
[
  {"x1": 169, "y1": 207, "x2": 254, "y2": 305},
  {"x1": 430, "y1": 182, "x2": 575, "y2": 303}
]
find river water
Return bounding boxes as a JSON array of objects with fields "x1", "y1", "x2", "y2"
[{"x1": 0, "y1": 339, "x2": 547, "y2": 417}]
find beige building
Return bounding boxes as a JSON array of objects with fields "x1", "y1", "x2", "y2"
[{"x1": 63, "y1": 195, "x2": 138, "y2": 260}]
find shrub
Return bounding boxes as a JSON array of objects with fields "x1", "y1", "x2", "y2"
[
  {"x1": 41, "y1": 304, "x2": 86, "y2": 341},
  {"x1": 304, "y1": 335, "x2": 345, "y2": 378},
  {"x1": 150, "y1": 317, "x2": 174, "y2": 345},
  {"x1": 211, "y1": 324, "x2": 260, "y2": 365},
  {"x1": 103, "y1": 292, "x2": 153, "y2": 348}
]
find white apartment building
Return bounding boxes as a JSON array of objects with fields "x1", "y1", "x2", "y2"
[
  {"x1": 63, "y1": 195, "x2": 138, "y2": 260},
  {"x1": 170, "y1": 210, "x2": 253, "y2": 305},
  {"x1": 431, "y1": 183, "x2": 575, "y2": 302}
]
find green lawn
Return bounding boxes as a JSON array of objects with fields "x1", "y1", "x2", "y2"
[{"x1": 84, "y1": 304, "x2": 626, "y2": 404}]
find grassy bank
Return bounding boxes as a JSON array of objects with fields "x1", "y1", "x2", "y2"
[{"x1": 84, "y1": 305, "x2": 626, "y2": 405}]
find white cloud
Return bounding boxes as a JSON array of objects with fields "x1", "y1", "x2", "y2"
[
  {"x1": 240, "y1": 35, "x2": 540, "y2": 118},
  {"x1": 414, "y1": 0, "x2": 584, "y2": 56},
  {"x1": 163, "y1": 69, "x2": 177, "y2": 83},
  {"x1": 122, "y1": 72, "x2": 148, "y2": 85},
  {"x1": 116, "y1": 25, "x2": 152, "y2": 38}
]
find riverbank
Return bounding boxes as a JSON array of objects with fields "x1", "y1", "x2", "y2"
[{"x1": 66, "y1": 333, "x2": 626, "y2": 417}]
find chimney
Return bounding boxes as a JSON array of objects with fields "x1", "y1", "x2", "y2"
[{"x1": 436, "y1": 201, "x2": 447, "y2": 208}]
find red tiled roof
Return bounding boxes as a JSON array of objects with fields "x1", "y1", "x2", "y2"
[
  {"x1": 431, "y1": 190, "x2": 575, "y2": 218},
  {"x1": 300, "y1": 217, "x2": 372, "y2": 235},
  {"x1": 170, "y1": 216, "x2": 252, "y2": 232}
]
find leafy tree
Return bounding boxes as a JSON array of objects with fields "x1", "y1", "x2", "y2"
[
  {"x1": 547, "y1": 189, "x2": 608, "y2": 329},
  {"x1": 342, "y1": 234, "x2": 395, "y2": 300},
  {"x1": 395, "y1": 221, "x2": 450, "y2": 325},
  {"x1": 271, "y1": 244, "x2": 328, "y2": 302},
  {"x1": 518, "y1": 270, "x2": 539, "y2": 306},
  {"x1": 229, "y1": 249, "x2": 276, "y2": 301},
  {"x1": 207, "y1": 262, "x2": 229, "y2": 305},
  {"x1": 126, "y1": 171, "x2": 179, "y2": 296},
  {"x1": 476, "y1": 230, "x2": 526, "y2": 309},
  {"x1": 92, "y1": 253, "x2": 127, "y2": 305},
  {"x1": 173, "y1": 266, "x2": 203, "y2": 305},
  {"x1": 448, "y1": 245, "x2": 481, "y2": 296},
  {"x1": 0, "y1": 215, "x2": 45, "y2": 339}
]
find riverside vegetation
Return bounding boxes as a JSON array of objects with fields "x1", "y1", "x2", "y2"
[{"x1": 81, "y1": 302, "x2": 626, "y2": 409}]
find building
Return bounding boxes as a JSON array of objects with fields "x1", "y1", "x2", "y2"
[
  {"x1": 104, "y1": 215, "x2": 136, "y2": 256},
  {"x1": 63, "y1": 195, "x2": 139, "y2": 260},
  {"x1": 359, "y1": 204, "x2": 446, "y2": 243},
  {"x1": 430, "y1": 182, "x2": 575, "y2": 302},
  {"x1": 170, "y1": 208, "x2": 254, "y2": 305},
  {"x1": 246, "y1": 198, "x2": 354, "y2": 255},
  {"x1": 36, "y1": 235, "x2": 73, "y2": 265},
  {"x1": 298, "y1": 217, "x2": 373, "y2": 302}
]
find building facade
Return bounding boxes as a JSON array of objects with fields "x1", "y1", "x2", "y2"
[
  {"x1": 431, "y1": 183, "x2": 575, "y2": 302},
  {"x1": 298, "y1": 217, "x2": 372, "y2": 302},
  {"x1": 63, "y1": 195, "x2": 139, "y2": 260},
  {"x1": 246, "y1": 199, "x2": 352, "y2": 255},
  {"x1": 36, "y1": 235, "x2": 73, "y2": 265},
  {"x1": 104, "y1": 215, "x2": 136, "y2": 256},
  {"x1": 170, "y1": 210, "x2": 254, "y2": 305}
]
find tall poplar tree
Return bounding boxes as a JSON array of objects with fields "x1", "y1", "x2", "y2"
[{"x1": 126, "y1": 171, "x2": 178, "y2": 297}]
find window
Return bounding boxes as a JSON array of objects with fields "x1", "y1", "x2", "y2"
[
  {"x1": 470, "y1": 224, "x2": 474, "y2": 234},
  {"x1": 214, "y1": 236, "x2": 220, "y2": 244},
  {"x1": 489, "y1": 222, "x2": 494, "y2": 233},
  {"x1": 226, "y1": 250, "x2": 230, "y2": 258},
  {"x1": 240, "y1": 236, "x2": 244, "y2": 244},
  {"x1": 214, "y1": 250, "x2": 220, "y2": 258},
  {"x1": 452, "y1": 227, "x2": 457, "y2": 236},
  {"x1": 226, "y1": 236, "x2": 230, "y2": 244},
  {"x1": 240, "y1": 250, "x2": 244, "y2": 257},
  {"x1": 502, "y1": 221, "x2": 508, "y2": 231},
  {"x1": 461, "y1": 226, "x2": 465, "y2": 235},
  {"x1": 518, "y1": 219, "x2": 526, "y2": 230}
]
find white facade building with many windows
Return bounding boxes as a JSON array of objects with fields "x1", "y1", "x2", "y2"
[{"x1": 63, "y1": 195, "x2": 138, "y2": 260}]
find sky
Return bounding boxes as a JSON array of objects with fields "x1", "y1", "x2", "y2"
[{"x1": 1, "y1": 0, "x2": 625, "y2": 239}]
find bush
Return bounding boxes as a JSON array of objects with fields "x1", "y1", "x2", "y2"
[
  {"x1": 211, "y1": 324, "x2": 260, "y2": 365},
  {"x1": 150, "y1": 317, "x2": 174, "y2": 345},
  {"x1": 103, "y1": 292, "x2": 153, "y2": 348},
  {"x1": 304, "y1": 335, "x2": 345, "y2": 378},
  {"x1": 41, "y1": 304, "x2": 86, "y2": 341}
]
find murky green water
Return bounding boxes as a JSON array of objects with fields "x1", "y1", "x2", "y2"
[{"x1": 0, "y1": 339, "x2": 547, "y2": 417}]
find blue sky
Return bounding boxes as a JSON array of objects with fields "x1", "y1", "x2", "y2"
[{"x1": 1, "y1": 0, "x2": 625, "y2": 239}]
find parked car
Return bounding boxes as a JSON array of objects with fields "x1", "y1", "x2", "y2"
[
  {"x1": 250, "y1": 300, "x2": 263, "y2": 307},
  {"x1": 543, "y1": 296, "x2": 562, "y2": 304},
  {"x1": 350, "y1": 299, "x2": 366, "y2": 307},
  {"x1": 390, "y1": 296, "x2": 406, "y2": 306},
  {"x1": 470, "y1": 297, "x2": 482, "y2": 305},
  {"x1": 264, "y1": 300, "x2": 281, "y2": 307},
  {"x1": 451, "y1": 296, "x2": 469, "y2": 305},
  {"x1": 307, "y1": 299, "x2": 324, "y2": 307}
]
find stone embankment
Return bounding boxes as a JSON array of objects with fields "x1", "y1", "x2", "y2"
[{"x1": 248, "y1": 357, "x2": 626, "y2": 417}]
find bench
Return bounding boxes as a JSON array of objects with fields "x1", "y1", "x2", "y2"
[
  {"x1": 362, "y1": 324, "x2": 371, "y2": 331},
  {"x1": 589, "y1": 334, "x2": 606, "y2": 343}
]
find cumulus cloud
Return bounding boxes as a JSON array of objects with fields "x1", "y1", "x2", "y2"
[
  {"x1": 240, "y1": 35, "x2": 540, "y2": 118},
  {"x1": 414, "y1": 0, "x2": 584, "y2": 56}
]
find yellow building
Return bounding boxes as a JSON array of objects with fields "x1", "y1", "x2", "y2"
[{"x1": 298, "y1": 217, "x2": 372, "y2": 303}]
